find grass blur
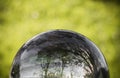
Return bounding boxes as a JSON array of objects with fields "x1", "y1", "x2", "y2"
[{"x1": 0, "y1": 0, "x2": 120, "y2": 78}]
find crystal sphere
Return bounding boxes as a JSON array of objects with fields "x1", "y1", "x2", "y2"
[{"x1": 10, "y1": 30, "x2": 109, "y2": 78}]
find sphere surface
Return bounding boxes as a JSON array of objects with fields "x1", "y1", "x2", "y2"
[{"x1": 10, "y1": 30, "x2": 109, "y2": 78}]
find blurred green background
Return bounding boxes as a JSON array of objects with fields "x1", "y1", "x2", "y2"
[{"x1": 0, "y1": 0, "x2": 120, "y2": 78}]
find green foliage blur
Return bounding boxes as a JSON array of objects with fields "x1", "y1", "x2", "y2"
[{"x1": 0, "y1": 0, "x2": 119, "y2": 78}]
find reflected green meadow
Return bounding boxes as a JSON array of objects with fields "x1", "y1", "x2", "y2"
[{"x1": 0, "y1": 0, "x2": 120, "y2": 78}]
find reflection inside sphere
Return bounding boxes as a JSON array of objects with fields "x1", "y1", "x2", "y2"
[
  {"x1": 10, "y1": 30, "x2": 109, "y2": 78},
  {"x1": 20, "y1": 49, "x2": 93, "y2": 78}
]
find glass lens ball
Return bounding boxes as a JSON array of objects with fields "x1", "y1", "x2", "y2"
[{"x1": 10, "y1": 30, "x2": 109, "y2": 78}]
